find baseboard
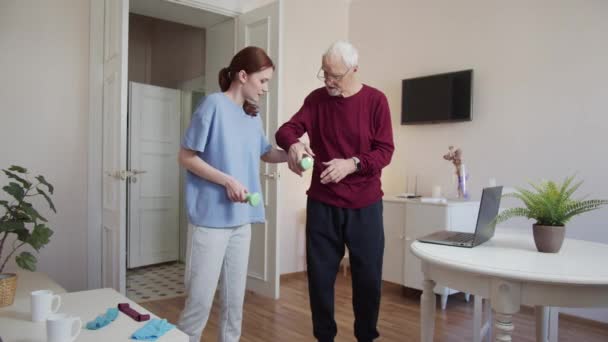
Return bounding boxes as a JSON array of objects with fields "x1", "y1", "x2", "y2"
[
  {"x1": 558, "y1": 311, "x2": 608, "y2": 329},
  {"x1": 280, "y1": 271, "x2": 306, "y2": 281}
]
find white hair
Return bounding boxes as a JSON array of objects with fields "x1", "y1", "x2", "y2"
[{"x1": 323, "y1": 41, "x2": 359, "y2": 68}]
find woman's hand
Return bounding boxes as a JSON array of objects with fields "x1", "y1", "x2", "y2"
[
  {"x1": 179, "y1": 148, "x2": 250, "y2": 203},
  {"x1": 224, "y1": 177, "x2": 248, "y2": 203}
]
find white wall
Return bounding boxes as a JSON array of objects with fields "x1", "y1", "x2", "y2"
[
  {"x1": 278, "y1": 0, "x2": 350, "y2": 274},
  {"x1": 3, "y1": 0, "x2": 607, "y2": 325},
  {"x1": 350, "y1": 0, "x2": 608, "y2": 323},
  {"x1": 0, "y1": 0, "x2": 89, "y2": 291},
  {"x1": 0, "y1": 0, "x2": 348, "y2": 289}
]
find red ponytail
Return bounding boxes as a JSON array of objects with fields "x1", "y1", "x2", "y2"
[
  {"x1": 218, "y1": 67, "x2": 231, "y2": 92},
  {"x1": 219, "y1": 46, "x2": 274, "y2": 116}
]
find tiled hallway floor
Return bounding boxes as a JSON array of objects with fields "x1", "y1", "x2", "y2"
[{"x1": 126, "y1": 262, "x2": 185, "y2": 303}]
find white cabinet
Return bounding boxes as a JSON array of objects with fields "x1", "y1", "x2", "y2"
[
  {"x1": 382, "y1": 196, "x2": 479, "y2": 308},
  {"x1": 382, "y1": 201, "x2": 406, "y2": 285}
]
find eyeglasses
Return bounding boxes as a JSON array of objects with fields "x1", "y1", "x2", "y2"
[{"x1": 316, "y1": 67, "x2": 351, "y2": 82}]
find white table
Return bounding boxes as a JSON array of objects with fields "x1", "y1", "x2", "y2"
[
  {"x1": 0, "y1": 272, "x2": 188, "y2": 341},
  {"x1": 411, "y1": 231, "x2": 608, "y2": 342}
]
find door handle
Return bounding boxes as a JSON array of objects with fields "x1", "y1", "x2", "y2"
[
  {"x1": 131, "y1": 169, "x2": 147, "y2": 175},
  {"x1": 263, "y1": 172, "x2": 278, "y2": 179},
  {"x1": 105, "y1": 170, "x2": 128, "y2": 180}
]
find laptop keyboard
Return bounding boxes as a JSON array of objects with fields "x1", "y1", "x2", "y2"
[{"x1": 446, "y1": 232, "x2": 475, "y2": 243}]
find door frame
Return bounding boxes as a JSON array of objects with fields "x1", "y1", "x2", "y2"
[
  {"x1": 87, "y1": 0, "x2": 283, "y2": 291},
  {"x1": 87, "y1": 0, "x2": 104, "y2": 290},
  {"x1": 236, "y1": 2, "x2": 282, "y2": 299}
]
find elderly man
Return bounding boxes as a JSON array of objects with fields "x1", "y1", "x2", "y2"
[{"x1": 275, "y1": 41, "x2": 394, "y2": 342}]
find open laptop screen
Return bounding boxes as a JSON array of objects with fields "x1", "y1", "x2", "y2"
[{"x1": 473, "y1": 186, "x2": 503, "y2": 245}]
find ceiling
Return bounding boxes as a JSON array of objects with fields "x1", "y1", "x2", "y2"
[{"x1": 129, "y1": 0, "x2": 232, "y2": 29}]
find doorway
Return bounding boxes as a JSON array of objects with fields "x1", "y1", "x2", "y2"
[
  {"x1": 125, "y1": 5, "x2": 226, "y2": 302},
  {"x1": 90, "y1": 0, "x2": 282, "y2": 300}
]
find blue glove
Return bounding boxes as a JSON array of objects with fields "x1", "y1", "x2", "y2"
[
  {"x1": 131, "y1": 318, "x2": 175, "y2": 341},
  {"x1": 86, "y1": 308, "x2": 119, "y2": 330}
]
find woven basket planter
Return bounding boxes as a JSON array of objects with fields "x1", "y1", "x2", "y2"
[{"x1": 0, "y1": 273, "x2": 18, "y2": 307}]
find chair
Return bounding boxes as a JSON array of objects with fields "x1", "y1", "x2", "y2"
[{"x1": 473, "y1": 296, "x2": 493, "y2": 342}]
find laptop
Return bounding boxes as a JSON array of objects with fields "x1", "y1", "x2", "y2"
[{"x1": 417, "y1": 186, "x2": 503, "y2": 248}]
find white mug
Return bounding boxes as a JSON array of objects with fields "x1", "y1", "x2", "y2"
[
  {"x1": 31, "y1": 290, "x2": 61, "y2": 322},
  {"x1": 46, "y1": 313, "x2": 82, "y2": 342}
]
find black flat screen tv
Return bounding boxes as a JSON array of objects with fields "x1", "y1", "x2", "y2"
[{"x1": 401, "y1": 69, "x2": 473, "y2": 125}]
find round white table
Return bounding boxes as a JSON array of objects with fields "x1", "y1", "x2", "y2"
[{"x1": 411, "y1": 230, "x2": 608, "y2": 342}]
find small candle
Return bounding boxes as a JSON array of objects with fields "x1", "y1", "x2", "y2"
[{"x1": 432, "y1": 185, "x2": 441, "y2": 198}]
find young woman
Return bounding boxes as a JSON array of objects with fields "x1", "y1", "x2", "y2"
[{"x1": 177, "y1": 46, "x2": 287, "y2": 342}]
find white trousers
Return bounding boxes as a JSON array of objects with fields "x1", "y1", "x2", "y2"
[{"x1": 178, "y1": 224, "x2": 251, "y2": 342}]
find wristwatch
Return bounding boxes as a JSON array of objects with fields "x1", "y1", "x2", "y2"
[{"x1": 352, "y1": 156, "x2": 361, "y2": 172}]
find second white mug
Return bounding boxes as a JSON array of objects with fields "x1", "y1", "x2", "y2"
[
  {"x1": 31, "y1": 290, "x2": 61, "y2": 322},
  {"x1": 46, "y1": 313, "x2": 82, "y2": 342}
]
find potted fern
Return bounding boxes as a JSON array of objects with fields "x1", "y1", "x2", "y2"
[
  {"x1": 0, "y1": 165, "x2": 55, "y2": 307},
  {"x1": 494, "y1": 176, "x2": 608, "y2": 253}
]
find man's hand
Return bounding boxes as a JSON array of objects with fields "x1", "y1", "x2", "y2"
[
  {"x1": 287, "y1": 142, "x2": 315, "y2": 177},
  {"x1": 320, "y1": 158, "x2": 357, "y2": 184}
]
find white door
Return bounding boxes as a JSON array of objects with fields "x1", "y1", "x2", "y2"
[
  {"x1": 237, "y1": 2, "x2": 280, "y2": 299},
  {"x1": 128, "y1": 82, "x2": 181, "y2": 268},
  {"x1": 101, "y1": 0, "x2": 129, "y2": 293}
]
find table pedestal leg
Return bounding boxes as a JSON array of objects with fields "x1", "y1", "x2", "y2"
[
  {"x1": 420, "y1": 279, "x2": 436, "y2": 342},
  {"x1": 491, "y1": 280, "x2": 521, "y2": 342},
  {"x1": 495, "y1": 313, "x2": 515, "y2": 342}
]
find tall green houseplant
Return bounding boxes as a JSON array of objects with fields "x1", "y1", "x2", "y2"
[
  {"x1": 0, "y1": 165, "x2": 55, "y2": 273},
  {"x1": 495, "y1": 176, "x2": 608, "y2": 252}
]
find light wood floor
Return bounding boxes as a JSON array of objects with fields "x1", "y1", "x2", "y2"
[{"x1": 140, "y1": 272, "x2": 608, "y2": 341}]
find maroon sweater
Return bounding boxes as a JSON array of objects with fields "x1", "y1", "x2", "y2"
[{"x1": 276, "y1": 85, "x2": 394, "y2": 208}]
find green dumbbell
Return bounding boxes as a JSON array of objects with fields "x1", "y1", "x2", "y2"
[
  {"x1": 299, "y1": 155, "x2": 314, "y2": 171},
  {"x1": 246, "y1": 192, "x2": 261, "y2": 207}
]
